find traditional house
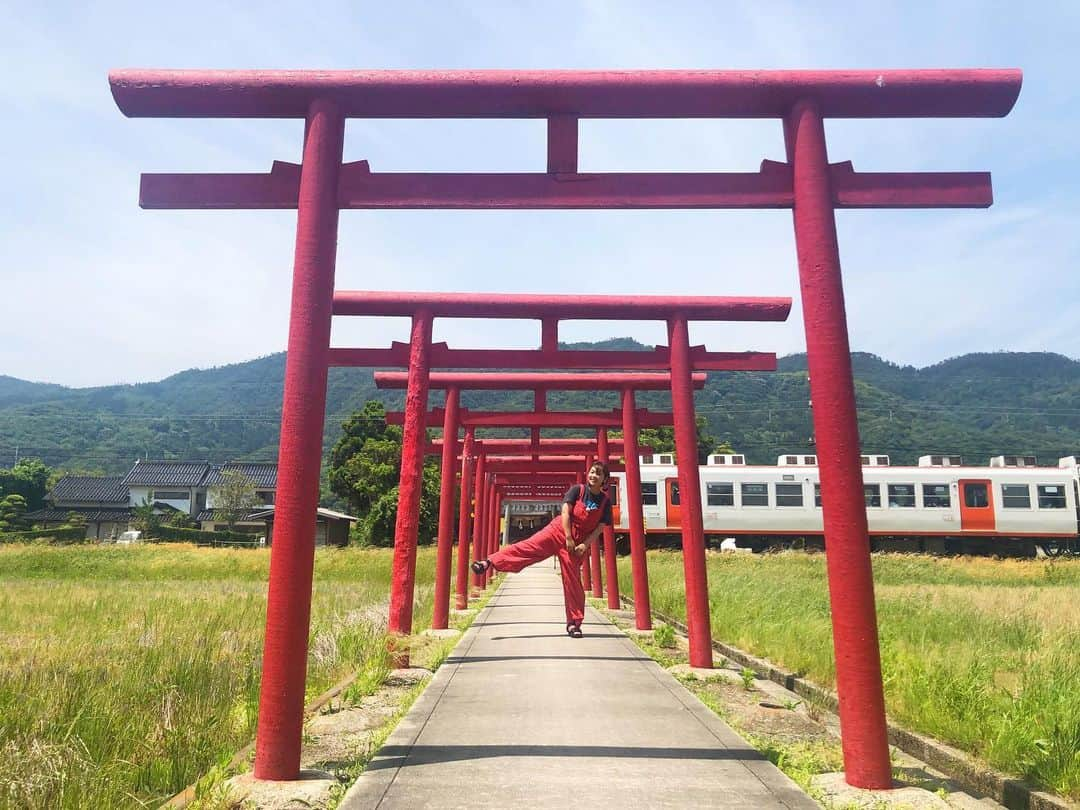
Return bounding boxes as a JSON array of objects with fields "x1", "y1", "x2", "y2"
[
  {"x1": 27, "y1": 459, "x2": 355, "y2": 544},
  {"x1": 197, "y1": 462, "x2": 277, "y2": 533},
  {"x1": 248, "y1": 506, "x2": 355, "y2": 547},
  {"x1": 123, "y1": 459, "x2": 213, "y2": 517},
  {"x1": 23, "y1": 475, "x2": 131, "y2": 540}
]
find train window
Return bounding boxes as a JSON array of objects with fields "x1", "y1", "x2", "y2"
[
  {"x1": 741, "y1": 483, "x2": 769, "y2": 506},
  {"x1": 963, "y1": 483, "x2": 989, "y2": 508},
  {"x1": 887, "y1": 484, "x2": 916, "y2": 508},
  {"x1": 922, "y1": 484, "x2": 951, "y2": 508},
  {"x1": 1001, "y1": 484, "x2": 1031, "y2": 509},
  {"x1": 864, "y1": 484, "x2": 881, "y2": 507},
  {"x1": 775, "y1": 483, "x2": 803, "y2": 507},
  {"x1": 1037, "y1": 484, "x2": 1067, "y2": 509},
  {"x1": 706, "y1": 482, "x2": 734, "y2": 506},
  {"x1": 669, "y1": 482, "x2": 681, "y2": 505},
  {"x1": 641, "y1": 482, "x2": 658, "y2": 506},
  {"x1": 607, "y1": 481, "x2": 620, "y2": 505},
  {"x1": 814, "y1": 483, "x2": 821, "y2": 507}
]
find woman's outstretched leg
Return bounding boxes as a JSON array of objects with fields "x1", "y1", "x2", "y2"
[{"x1": 484, "y1": 522, "x2": 562, "y2": 574}]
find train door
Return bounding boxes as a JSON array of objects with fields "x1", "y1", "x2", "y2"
[
  {"x1": 607, "y1": 475, "x2": 621, "y2": 526},
  {"x1": 665, "y1": 478, "x2": 681, "y2": 528},
  {"x1": 959, "y1": 479, "x2": 995, "y2": 531}
]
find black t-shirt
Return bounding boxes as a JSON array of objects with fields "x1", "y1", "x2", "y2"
[{"x1": 563, "y1": 484, "x2": 613, "y2": 526}]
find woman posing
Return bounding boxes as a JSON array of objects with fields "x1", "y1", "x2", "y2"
[{"x1": 471, "y1": 461, "x2": 612, "y2": 638}]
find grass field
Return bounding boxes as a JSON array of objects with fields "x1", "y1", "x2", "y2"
[
  {"x1": 0, "y1": 544, "x2": 438, "y2": 810},
  {"x1": 618, "y1": 551, "x2": 1080, "y2": 800}
]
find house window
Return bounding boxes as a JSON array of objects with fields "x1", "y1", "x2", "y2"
[
  {"x1": 153, "y1": 491, "x2": 188, "y2": 500},
  {"x1": 1037, "y1": 484, "x2": 1067, "y2": 509},
  {"x1": 775, "y1": 483, "x2": 803, "y2": 507},
  {"x1": 1001, "y1": 484, "x2": 1031, "y2": 509},
  {"x1": 814, "y1": 483, "x2": 821, "y2": 507},
  {"x1": 922, "y1": 484, "x2": 951, "y2": 508},
  {"x1": 641, "y1": 482, "x2": 658, "y2": 506},
  {"x1": 741, "y1": 483, "x2": 768, "y2": 507},
  {"x1": 257, "y1": 490, "x2": 275, "y2": 505},
  {"x1": 706, "y1": 482, "x2": 734, "y2": 506},
  {"x1": 887, "y1": 484, "x2": 916, "y2": 508}
]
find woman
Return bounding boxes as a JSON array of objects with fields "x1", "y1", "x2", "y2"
[{"x1": 472, "y1": 461, "x2": 612, "y2": 638}]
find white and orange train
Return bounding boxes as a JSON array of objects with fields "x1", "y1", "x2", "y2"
[{"x1": 604, "y1": 453, "x2": 1080, "y2": 557}]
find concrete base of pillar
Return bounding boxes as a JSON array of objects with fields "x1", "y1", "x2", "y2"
[
  {"x1": 810, "y1": 773, "x2": 947, "y2": 808},
  {"x1": 386, "y1": 667, "x2": 433, "y2": 687},
  {"x1": 227, "y1": 770, "x2": 337, "y2": 810}
]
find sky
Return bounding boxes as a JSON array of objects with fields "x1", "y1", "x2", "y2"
[{"x1": 0, "y1": 0, "x2": 1076, "y2": 387}]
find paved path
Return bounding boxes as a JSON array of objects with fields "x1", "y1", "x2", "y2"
[{"x1": 341, "y1": 564, "x2": 818, "y2": 809}]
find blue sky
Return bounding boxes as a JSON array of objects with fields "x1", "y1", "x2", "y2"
[{"x1": 1, "y1": 1, "x2": 1076, "y2": 387}]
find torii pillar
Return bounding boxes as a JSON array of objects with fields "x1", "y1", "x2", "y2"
[{"x1": 453, "y1": 427, "x2": 476, "y2": 611}]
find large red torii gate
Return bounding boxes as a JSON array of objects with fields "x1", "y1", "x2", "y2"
[
  {"x1": 110, "y1": 67, "x2": 1021, "y2": 788},
  {"x1": 338, "y1": 292, "x2": 782, "y2": 671}
]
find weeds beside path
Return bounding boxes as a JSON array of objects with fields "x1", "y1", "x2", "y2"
[
  {"x1": 0, "y1": 544, "x2": 440, "y2": 810},
  {"x1": 617, "y1": 551, "x2": 1080, "y2": 801}
]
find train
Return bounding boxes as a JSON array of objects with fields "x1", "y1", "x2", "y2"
[{"x1": 604, "y1": 452, "x2": 1080, "y2": 557}]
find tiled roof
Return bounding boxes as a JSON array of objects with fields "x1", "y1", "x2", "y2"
[
  {"x1": 49, "y1": 476, "x2": 128, "y2": 504},
  {"x1": 122, "y1": 460, "x2": 212, "y2": 487},
  {"x1": 196, "y1": 509, "x2": 265, "y2": 523},
  {"x1": 249, "y1": 506, "x2": 357, "y2": 522},
  {"x1": 204, "y1": 463, "x2": 278, "y2": 489},
  {"x1": 26, "y1": 508, "x2": 132, "y2": 523}
]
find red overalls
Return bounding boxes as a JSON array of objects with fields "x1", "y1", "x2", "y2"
[{"x1": 488, "y1": 486, "x2": 609, "y2": 627}]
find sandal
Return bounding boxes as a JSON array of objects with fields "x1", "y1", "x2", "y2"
[
  {"x1": 470, "y1": 559, "x2": 492, "y2": 575},
  {"x1": 566, "y1": 624, "x2": 583, "y2": 639}
]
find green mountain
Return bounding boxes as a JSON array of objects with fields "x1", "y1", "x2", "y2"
[{"x1": 2, "y1": 344, "x2": 1080, "y2": 474}]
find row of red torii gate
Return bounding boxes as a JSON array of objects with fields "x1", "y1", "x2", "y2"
[{"x1": 108, "y1": 67, "x2": 1021, "y2": 791}]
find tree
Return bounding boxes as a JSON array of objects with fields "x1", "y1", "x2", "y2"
[
  {"x1": 210, "y1": 470, "x2": 258, "y2": 531},
  {"x1": 0, "y1": 458, "x2": 52, "y2": 512},
  {"x1": 327, "y1": 400, "x2": 441, "y2": 547},
  {"x1": 625, "y1": 416, "x2": 716, "y2": 464},
  {"x1": 164, "y1": 510, "x2": 196, "y2": 529},
  {"x1": 65, "y1": 511, "x2": 88, "y2": 530},
  {"x1": 0, "y1": 494, "x2": 28, "y2": 532},
  {"x1": 130, "y1": 495, "x2": 160, "y2": 536}
]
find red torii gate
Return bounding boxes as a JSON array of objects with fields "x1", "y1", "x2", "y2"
[
  {"x1": 110, "y1": 67, "x2": 1021, "y2": 788},
  {"x1": 344, "y1": 292, "x2": 782, "y2": 673},
  {"x1": 377, "y1": 369, "x2": 709, "y2": 624}
]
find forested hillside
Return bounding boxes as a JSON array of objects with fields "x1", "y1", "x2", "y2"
[{"x1": 2, "y1": 343, "x2": 1080, "y2": 474}]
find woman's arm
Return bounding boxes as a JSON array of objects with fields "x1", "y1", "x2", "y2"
[
  {"x1": 579, "y1": 523, "x2": 606, "y2": 549},
  {"x1": 562, "y1": 502, "x2": 574, "y2": 549}
]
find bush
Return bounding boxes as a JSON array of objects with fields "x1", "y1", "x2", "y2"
[
  {"x1": 151, "y1": 525, "x2": 259, "y2": 546},
  {"x1": 0, "y1": 526, "x2": 88, "y2": 544}
]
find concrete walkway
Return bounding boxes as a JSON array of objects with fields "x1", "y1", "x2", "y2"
[{"x1": 341, "y1": 564, "x2": 818, "y2": 809}]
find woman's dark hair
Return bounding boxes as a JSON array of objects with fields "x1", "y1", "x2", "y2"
[{"x1": 588, "y1": 461, "x2": 610, "y2": 483}]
